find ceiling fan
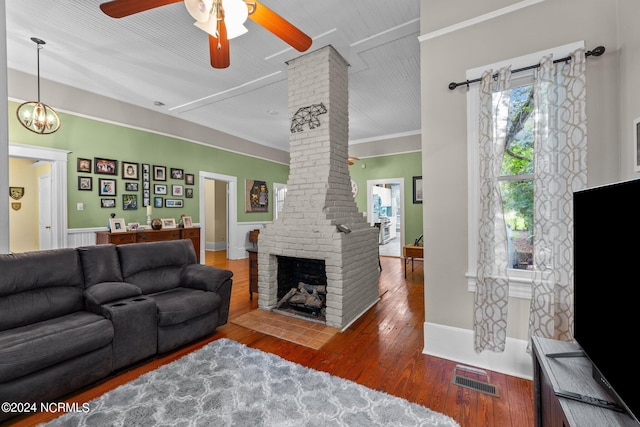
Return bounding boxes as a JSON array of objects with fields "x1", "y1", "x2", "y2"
[{"x1": 99, "y1": 0, "x2": 313, "y2": 68}]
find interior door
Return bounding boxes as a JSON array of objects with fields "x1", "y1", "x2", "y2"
[{"x1": 38, "y1": 174, "x2": 53, "y2": 250}]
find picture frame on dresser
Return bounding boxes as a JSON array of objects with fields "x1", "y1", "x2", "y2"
[
  {"x1": 109, "y1": 218, "x2": 126, "y2": 232},
  {"x1": 182, "y1": 216, "x2": 193, "y2": 228},
  {"x1": 161, "y1": 218, "x2": 176, "y2": 228}
]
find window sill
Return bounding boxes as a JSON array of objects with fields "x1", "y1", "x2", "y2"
[{"x1": 466, "y1": 269, "x2": 533, "y2": 299}]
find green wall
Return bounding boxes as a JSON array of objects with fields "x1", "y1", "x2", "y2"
[
  {"x1": 348, "y1": 152, "x2": 423, "y2": 246},
  {"x1": 8, "y1": 101, "x2": 289, "y2": 228},
  {"x1": 8, "y1": 101, "x2": 422, "y2": 239}
]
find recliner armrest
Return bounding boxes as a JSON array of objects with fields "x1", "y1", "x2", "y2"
[
  {"x1": 181, "y1": 264, "x2": 233, "y2": 293},
  {"x1": 84, "y1": 282, "x2": 142, "y2": 306}
]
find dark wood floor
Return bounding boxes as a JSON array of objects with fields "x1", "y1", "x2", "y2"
[{"x1": 8, "y1": 252, "x2": 534, "y2": 427}]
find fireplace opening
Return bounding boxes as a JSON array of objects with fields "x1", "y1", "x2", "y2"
[{"x1": 275, "y1": 256, "x2": 327, "y2": 322}]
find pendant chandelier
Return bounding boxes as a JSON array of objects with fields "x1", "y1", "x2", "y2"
[{"x1": 16, "y1": 37, "x2": 61, "y2": 135}]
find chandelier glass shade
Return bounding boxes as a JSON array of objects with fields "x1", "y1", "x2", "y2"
[{"x1": 16, "y1": 38, "x2": 61, "y2": 135}]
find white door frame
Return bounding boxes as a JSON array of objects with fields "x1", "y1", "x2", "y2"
[
  {"x1": 367, "y1": 178, "x2": 405, "y2": 255},
  {"x1": 38, "y1": 173, "x2": 53, "y2": 250},
  {"x1": 198, "y1": 171, "x2": 238, "y2": 262},
  {"x1": 9, "y1": 143, "x2": 69, "y2": 249}
]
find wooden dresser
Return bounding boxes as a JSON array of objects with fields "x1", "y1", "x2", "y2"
[{"x1": 96, "y1": 227, "x2": 201, "y2": 262}]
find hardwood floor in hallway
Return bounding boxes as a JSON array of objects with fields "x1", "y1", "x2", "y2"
[{"x1": 8, "y1": 251, "x2": 534, "y2": 427}]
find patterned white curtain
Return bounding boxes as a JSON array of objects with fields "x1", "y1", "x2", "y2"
[
  {"x1": 474, "y1": 67, "x2": 511, "y2": 353},
  {"x1": 528, "y1": 49, "x2": 587, "y2": 343}
]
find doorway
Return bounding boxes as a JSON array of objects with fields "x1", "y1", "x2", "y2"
[
  {"x1": 198, "y1": 171, "x2": 238, "y2": 262},
  {"x1": 367, "y1": 178, "x2": 404, "y2": 257},
  {"x1": 8, "y1": 143, "x2": 68, "y2": 252}
]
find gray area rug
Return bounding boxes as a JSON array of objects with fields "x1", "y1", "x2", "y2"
[{"x1": 43, "y1": 338, "x2": 459, "y2": 426}]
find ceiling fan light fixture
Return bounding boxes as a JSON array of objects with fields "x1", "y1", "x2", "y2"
[
  {"x1": 192, "y1": 0, "x2": 248, "y2": 40},
  {"x1": 184, "y1": 0, "x2": 213, "y2": 22},
  {"x1": 16, "y1": 38, "x2": 61, "y2": 135},
  {"x1": 221, "y1": 0, "x2": 249, "y2": 38}
]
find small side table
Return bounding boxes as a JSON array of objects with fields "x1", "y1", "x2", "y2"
[{"x1": 402, "y1": 244, "x2": 424, "y2": 277}]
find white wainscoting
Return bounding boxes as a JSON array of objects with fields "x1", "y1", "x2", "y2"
[
  {"x1": 67, "y1": 227, "x2": 103, "y2": 248},
  {"x1": 67, "y1": 222, "x2": 270, "y2": 261},
  {"x1": 234, "y1": 222, "x2": 269, "y2": 259}
]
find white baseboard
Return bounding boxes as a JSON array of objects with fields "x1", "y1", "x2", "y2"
[{"x1": 423, "y1": 322, "x2": 533, "y2": 380}]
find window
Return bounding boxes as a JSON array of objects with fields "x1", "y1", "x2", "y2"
[
  {"x1": 499, "y1": 82, "x2": 534, "y2": 271},
  {"x1": 466, "y1": 42, "x2": 584, "y2": 300}
]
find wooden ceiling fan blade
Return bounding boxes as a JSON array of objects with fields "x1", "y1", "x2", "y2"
[
  {"x1": 100, "y1": 0, "x2": 182, "y2": 18},
  {"x1": 248, "y1": 1, "x2": 312, "y2": 52},
  {"x1": 209, "y1": 23, "x2": 230, "y2": 69}
]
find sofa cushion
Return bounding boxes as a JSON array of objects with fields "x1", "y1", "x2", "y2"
[
  {"x1": 78, "y1": 244, "x2": 123, "y2": 287},
  {"x1": 83, "y1": 282, "x2": 142, "y2": 305},
  {"x1": 0, "y1": 312, "x2": 114, "y2": 383},
  {"x1": 118, "y1": 240, "x2": 197, "y2": 294},
  {"x1": 149, "y1": 288, "x2": 220, "y2": 326},
  {"x1": 0, "y1": 287, "x2": 85, "y2": 332},
  {"x1": 0, "y1": 249, "x2": 85, "y2": 332}
]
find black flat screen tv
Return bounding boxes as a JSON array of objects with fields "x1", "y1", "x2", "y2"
[{"x1": 573, "y1": 177, "x2": 640, "y2": 422}]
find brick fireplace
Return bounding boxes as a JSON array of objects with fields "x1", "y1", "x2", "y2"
[{"x1": 257, "y1": 45, "x2": 380, "y2": 330}]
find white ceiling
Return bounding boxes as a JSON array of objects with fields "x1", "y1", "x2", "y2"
[{"x1": 5, "y1": 1, "x2": 421, "y2": 153}]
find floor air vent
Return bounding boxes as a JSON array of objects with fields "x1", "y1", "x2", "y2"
[{"x1": 452, "y1": 364, "x2": 499, "y2": 397}]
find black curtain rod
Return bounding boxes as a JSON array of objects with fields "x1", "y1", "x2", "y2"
[{"x1": 448, "y1": 46, "x2": 606, "y2": 90}]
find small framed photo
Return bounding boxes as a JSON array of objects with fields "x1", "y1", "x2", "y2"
[
  {"x1": 182, "y1": 215, "x2": 193, "y2": 228},
  {"x1": 185, "y1": 188, "x2": 194, "y2": 198},
  {"x1": 77, "y1": 158, "x2": 92, "y2": 173},
  {"x1": 170, "y1": 168, "x2": 184, "y2": 180},
  {"x1": 101, "y1": 198, "x2": 116, "y2": 208},
  {"x1": 172, "y1": 184, "x2": 183, "y2": 196},
  {"x1": 143, "y1": 197, "x2": 150, "y2": 208},
  {"x1": 185, "y1": 174, "x2": 194, "y2": 185},
  {"x1": 165, "y1": 199, "x2": 183, "y2": 208},
  {"x1": 128, "y1": 222, "x2": 140, "y2": 231},
  {"x1": 154, "y1": 184, "x2": 167, "y2": 195},
  {"x1": 122, "y1": 161, "x2": 139, "y2": 180},
  {"x1": 154, "y1": 197, "x2": 163, "y2": 208},
  {"x1": 153, "y1": 165, "x2": 166, "y2": 181},
  {"x1": 161, "y1": 218, "x2": 177, "y2": 228},
  {"x1": 123, "y1": 194, "x2": 138, "y2": 210},
  {"x1": 412, "y1": 176, "x2": 423, "y2": 204},
  {"x1": 109, "y1": 217, "x2": 126, "y2": 232},
  {"x1": 99, "y1": 178, "x2": 117, "y2": 196},
  {"x1": 142, "y1": 163, "x2": 150, "y2": 174},
  {"x1": 94, "y1": 157, "x2": 118, "y2": 175},
  {"x1": 125, "y1": 182, "x2": 139, "y2": 192},
  {"x1": 78, "y1": 176, "x2": 92, "y2": 191},
  {"x1": 143, "y1": 190, "x2": 150, "y2": 198}
]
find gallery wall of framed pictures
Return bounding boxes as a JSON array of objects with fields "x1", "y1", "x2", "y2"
[{"x1": 76, "y1": 157, "x2": 195, "y2": 212}]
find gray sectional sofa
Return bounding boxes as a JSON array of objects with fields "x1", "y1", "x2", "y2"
[{"x1": 0, "y1": 239, "x2": 233, "y2": 422}]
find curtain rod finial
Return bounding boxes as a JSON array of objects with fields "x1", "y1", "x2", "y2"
[
  {"x1": 448, "y1": 82, "x2": 458, "y2": 90},
  {"x1": 588, "y1": 46, "x2": 605, "y2": 57}
]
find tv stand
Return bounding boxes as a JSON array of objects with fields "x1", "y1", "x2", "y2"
[{"x1": 532, "y1": 336, "x2": 638, "y2": 426}]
